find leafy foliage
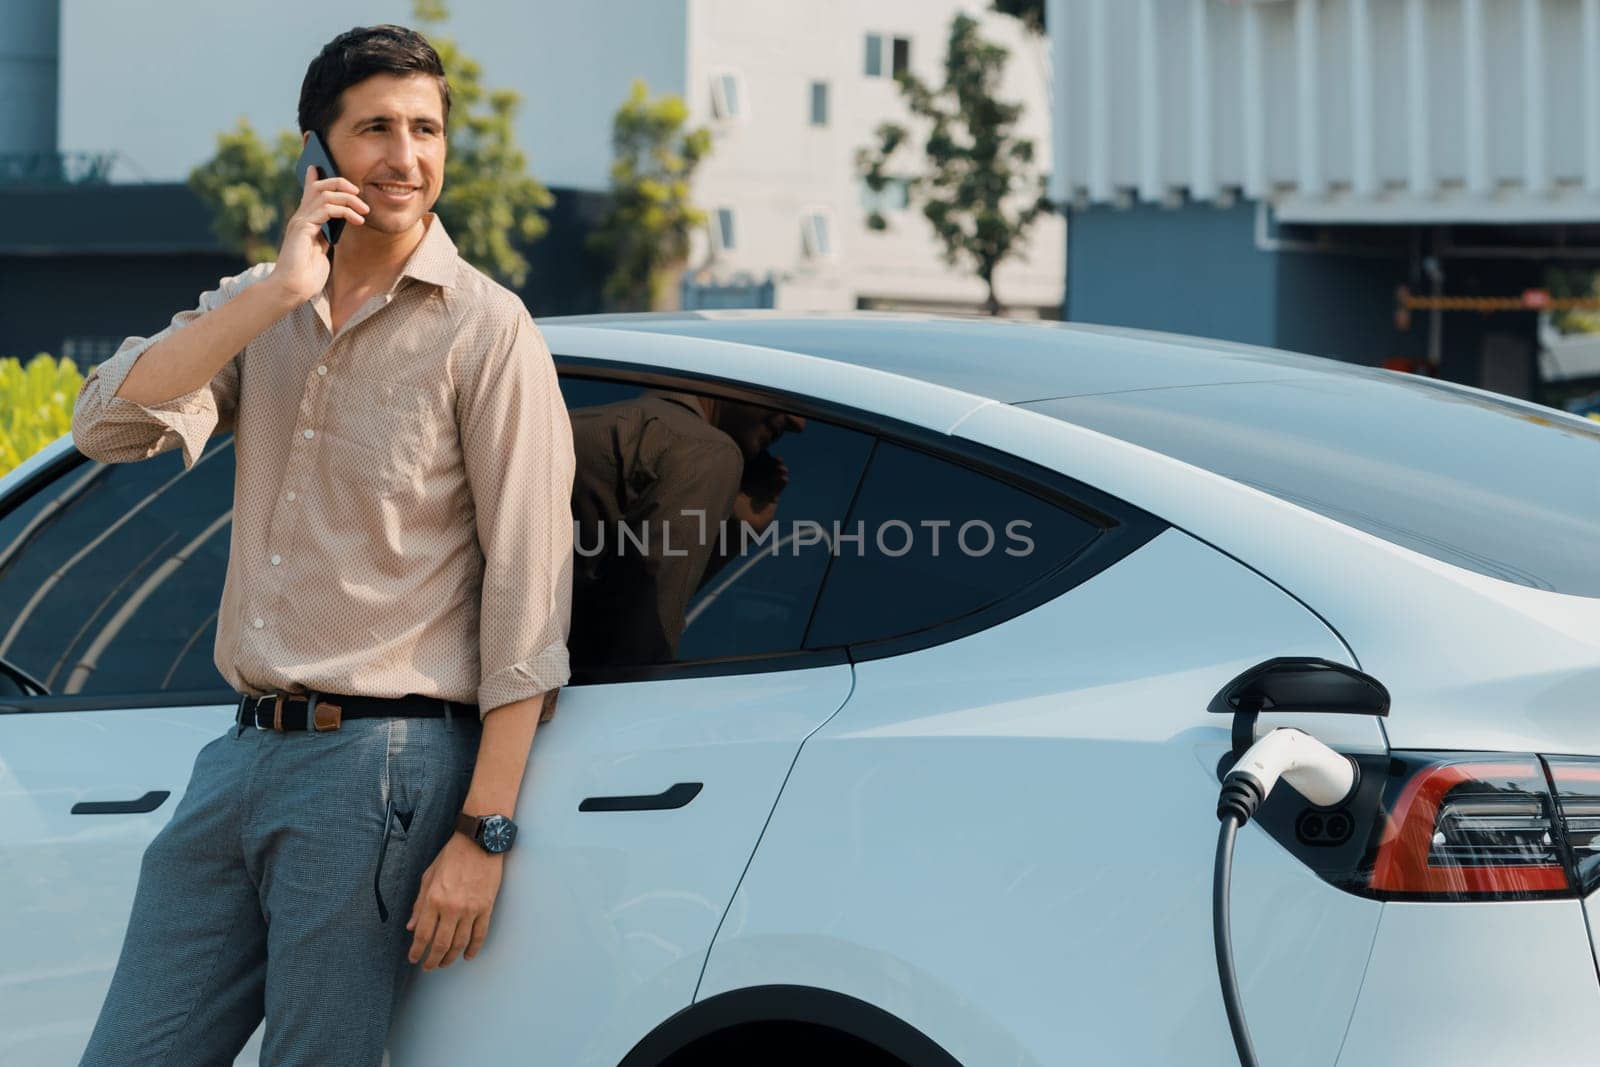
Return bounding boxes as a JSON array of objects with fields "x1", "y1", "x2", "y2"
[
  {"x1": 587, "y1": 79, "x2": 711, "y2": 311},
  {"x1": 187, "y1": 0, "x2": 551, "y2": 286},
  {"x1": 857, "y1": 14, "x2": 1053, "y2": 315},
  {"x1": 187, "y1": 122, "x2": 303, "y2": 265},
  {"x1": 1547, "y1": 268, "x2": 1600, "y2": 335},
  {"x1": 0, "y1": 354, "x2": 83, "y2": 476}
]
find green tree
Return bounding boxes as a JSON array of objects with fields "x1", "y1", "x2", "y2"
[
  {"x1": 0, "y1": 354, "x2": 83, "y2": 476},
  {"x1": 187, "y1": 121, "x2": 303, "y2": 264},
  {"x1": 587, "y1": 79, "x2": 711, "y2": 311},
  {"x1": 188, "y1": 0, "x2": 552, "y2": 287},
  {"x1": 857, "y1": 13, "x2": 1053, "y2": 315}
]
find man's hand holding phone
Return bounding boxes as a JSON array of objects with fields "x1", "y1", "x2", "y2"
[{"x1": 270, "y1": 166, "x2": 369, "y2": 303}]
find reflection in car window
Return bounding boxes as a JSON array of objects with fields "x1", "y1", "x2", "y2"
[
  {"x1": 805, "y1": 441, "x2": 1103, "y2": 648},
  {"x1": 1028, "y1": 376, "x2": 1600, "y2": 596},
  {"x1": 559, "y1": 377, "x2": 873, "y2": 672},
  {"x1": 0, "y1": 443, "x2": 234, "y2": 695}
]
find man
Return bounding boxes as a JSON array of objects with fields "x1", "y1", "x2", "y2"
[
  {"x1": 569, "y1": 389, "x2": 800, "y2": 667},
  {"x1": 69, "y1": 24, "x2": 574, "y2": 1067}
]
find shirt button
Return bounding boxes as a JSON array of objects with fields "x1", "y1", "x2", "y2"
[
  {"x1": 252, "y1": 617, "x2": 265, "y2": 629},
  {"x1": 286, "y1": 491, "x2": 297, "y2": 502},
  {"x1": 303, "y1": 429, "x2": 315, "y2": 440},
  {"x1": 270, "y1": 554, "x2": 282, "y2": 566},
  {"x1": 317, "y1": 365, "x2": 328, "y2": 376}
]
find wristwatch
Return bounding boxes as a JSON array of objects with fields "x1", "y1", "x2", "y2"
[{"x1": 455, "y1": 811, "x2": 517, "y2": 854}]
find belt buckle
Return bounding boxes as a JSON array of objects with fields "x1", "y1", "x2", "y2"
[{"x1": 247, "y1": 694, "x2": 272, "y2": 731}]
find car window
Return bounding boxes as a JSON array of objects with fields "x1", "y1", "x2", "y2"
[
  {"x1": 0, "y1": 442, "x2": 235, "y2": 696},
  {"x1": 559, "y1": 375, "x2": 873, "y2": 674},
  {"x1": 804, "y1": 440, "x2": 1104, "y2": 648},
  {"x1": 1026, "y1": 376, "x2": 1600, "y2": 596}
]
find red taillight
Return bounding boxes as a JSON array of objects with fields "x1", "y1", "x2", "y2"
[
  {"x1": 1251, "y1": 752, "x2": 1600, "y2": 902},
  {"x1": 1546, "y1": 759, "x2": 1600, "y2": 895},
  {"x1": 1369, "y1": 760, "x2": 1568, "y2": 896}
]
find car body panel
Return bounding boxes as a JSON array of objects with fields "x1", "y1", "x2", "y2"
[
  {"x1": 386, "y1": 665, "x2": 853, "y2": 1067},
  {"x1": 1336, "y1": 900, "x2": 1600, "y2": 1065},
  {"x1": 0, "y1": 703, "x2": 241, "y2": 1063},
  {"x1": 701, "y1": 529, "x2": 1383, "y2": 1066}
]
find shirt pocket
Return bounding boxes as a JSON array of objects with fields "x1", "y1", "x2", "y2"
[{"x1": 322, "y1": 376, "x2": 435, "y2": 498}]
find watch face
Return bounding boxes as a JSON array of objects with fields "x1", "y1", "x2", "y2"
[{"x1": 480, "y1": 814, "x2": 517, "y2": 853}]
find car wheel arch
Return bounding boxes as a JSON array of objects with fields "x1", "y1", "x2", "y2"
[{"x1": 617, "y1": 985, "x2": 964, "y2": 1067}]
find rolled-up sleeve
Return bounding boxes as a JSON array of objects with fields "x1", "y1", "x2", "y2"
[
  {"x1": 459, "y1": 304, "x2": 576, "y2": 718},
  {"x1": 70, "y1": 262, "x2": 272, "y2": 469}
]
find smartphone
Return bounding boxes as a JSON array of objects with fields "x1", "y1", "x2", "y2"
[{"x1": 293, "y1": 131, "x2": 346, "y2": 247}]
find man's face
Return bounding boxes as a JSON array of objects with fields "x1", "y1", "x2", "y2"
[{"x1": 316, "y1": 73, "x2": 446, "y2": 236}]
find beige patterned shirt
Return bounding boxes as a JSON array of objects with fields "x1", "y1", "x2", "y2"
[{"x1": 70, "y1": 214, "x2": 573, "y2": 720}]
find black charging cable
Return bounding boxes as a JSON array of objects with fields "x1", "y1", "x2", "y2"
[{"x1": 1215, "y1": 777, "x2": 1264, "y2": 1067}]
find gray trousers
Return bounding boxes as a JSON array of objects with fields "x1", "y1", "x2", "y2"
[{"x1": 80, "y1": 712, "x2": 480, "y2": 1067}]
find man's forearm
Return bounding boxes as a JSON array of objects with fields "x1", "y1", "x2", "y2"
[
  {"x1": 116, "y1": 276, "x2": 300, "y2": 407},
  {"x1": 464, "y1": 689, "x2": 556, "y2": 817}
]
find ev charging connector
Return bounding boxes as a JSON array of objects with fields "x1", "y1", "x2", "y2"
[{"x1": 1207, "y1": 658, "x2": 1390, "y2": 1067}]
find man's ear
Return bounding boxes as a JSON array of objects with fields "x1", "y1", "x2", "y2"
[{"x1": 301, "y1": 131, "x2": 310, "y2": 149}]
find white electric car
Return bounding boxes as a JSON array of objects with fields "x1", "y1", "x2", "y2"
[{"x1": 3, "y1": 313, "x2": 1599, "y2": 1066}]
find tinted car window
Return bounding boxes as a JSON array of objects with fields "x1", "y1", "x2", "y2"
[
  {"x1": 1025, "y1": 376, "x2": 1600, "y2": 596},
  {"x1": 0, "y1": 442, "x2": 235, "y2": 696},
  {"x1": 805, "y1": 441, "x2": 1103, "y2": 648},
  {"x1": 559, "y1": 375, "x2": 873, "y2": 673}
]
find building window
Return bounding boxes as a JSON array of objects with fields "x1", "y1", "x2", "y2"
[
  {"x1": 711, "y1": 71, "x2": 744, "y2": 120},
  {"x1": 801, "y1": 211, "x2": 834, "y2": 258},
  {"x1": 61, "y1": 337, "x2": 123, "y2": 366},
  {"x1": 713, "y1": 207, "x2": 736, "y2": 251},
  {"x1": 809, "y1": 81, "x2": 829, "y2": 126},
  {"x1": 865, "y1": 33, "x2": 910, "y2": 78},
  {"x1": 860, "y1": 176, "x2": 912, "y2": 215},
  {"x1": 892, "y1": 36, "x2": 911, "y2": 77}
]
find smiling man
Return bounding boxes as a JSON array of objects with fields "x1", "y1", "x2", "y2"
[{"x1": 70, "y1": 25, "x2": 574, "y2": 1067}]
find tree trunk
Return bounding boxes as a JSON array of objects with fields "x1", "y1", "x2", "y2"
[
  {"x1": 651, "y1": 262, "x2": 687, "y2": 312},
  {"x1": 982, "y1": 271, "x2": 1002, "y2": 316}
]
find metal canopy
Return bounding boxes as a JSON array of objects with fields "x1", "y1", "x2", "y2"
[{"x1": 1048, "y1": 0, "x2": 1600, "y2": 224}]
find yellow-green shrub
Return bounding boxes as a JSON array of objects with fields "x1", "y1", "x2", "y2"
[{"x1": 0, "y1": 354, "x2": 84, "y2": 477}]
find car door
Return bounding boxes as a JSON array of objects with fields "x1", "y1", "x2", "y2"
[
  {"x1": 0, "y1": 440, "x2": 255, "y2": 1065},
  {"x1": 387, "y1": 368, "x2": 873, "y2": 1066}
]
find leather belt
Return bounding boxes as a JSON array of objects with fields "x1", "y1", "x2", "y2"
[{"x1": 236, "y1": 690, "x2": 479, "y2": 732}]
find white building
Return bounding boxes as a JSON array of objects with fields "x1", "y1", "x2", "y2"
[
  {"x1": 42, "y1": 0, "x2": 1063, "y2": 315},
  {"x1": 1049, "y1": 0, "x2": 1600, "y2": 223},
  {"x1": 667, "y1": 0, "x2": 1065, "y2": 313},
  {"x1": 1045, "y1": 0, "x2": 1600, "y2": 400}
]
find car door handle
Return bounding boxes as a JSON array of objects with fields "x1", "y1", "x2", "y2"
[
  {"x1": 71, "y1": 790, "x2": 171, "y2": 815},
  {"x1": 579, "y1": 782, "x2": 702, "y2": 813}
]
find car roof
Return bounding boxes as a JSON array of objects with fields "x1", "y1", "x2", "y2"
[{"x1": 538, "y1": 310, "x2": 1387, "y2": 404}]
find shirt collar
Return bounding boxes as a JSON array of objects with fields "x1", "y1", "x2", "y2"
[
  {"x1": 651, "y1": 390, "x2": 711, "y2": 421},
  {"x1": 398, "y1": 212, "x2": 459, "y2": 291}
]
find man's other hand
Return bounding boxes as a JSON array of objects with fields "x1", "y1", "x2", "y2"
[{"x1": 270, "y1": 166, "x2": 370, "y2": 303}]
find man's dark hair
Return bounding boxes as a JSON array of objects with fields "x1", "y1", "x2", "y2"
[{"x1": 298, "y1": 24, "x2": 451, "y2": 137}]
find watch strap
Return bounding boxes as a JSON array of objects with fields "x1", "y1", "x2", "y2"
[{"x1": 454, "y1": 811, "x2": 482, "y2": 842}]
